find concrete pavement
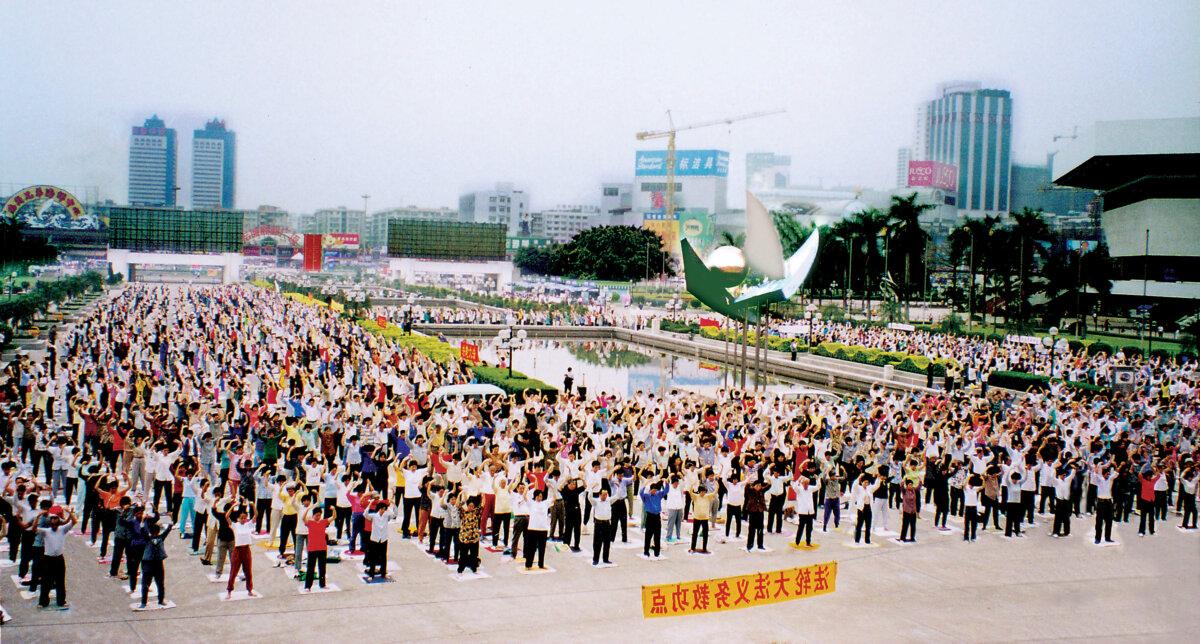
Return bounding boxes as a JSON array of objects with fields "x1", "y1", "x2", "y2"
[{"x1": 2, "y1": 505, "x2": 1197, "y2": 642}]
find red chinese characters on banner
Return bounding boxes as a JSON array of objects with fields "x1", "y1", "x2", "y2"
[
  {"x1": 699, "y1": 317, "x2": 720, "y2": 328},
  {"x1": 641, "y1": 562, "x2": 838, "y2": 618},
  {"x1": 459, "y1": 341, "x2": 480, "y2": 364}
]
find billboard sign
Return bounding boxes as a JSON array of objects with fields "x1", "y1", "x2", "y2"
[
  {"x1": 642, "y1": 210, "x2": 680, "y2": 256},
  {"x1": 907, "y1": 161, "x2": 958, "y2": 191},
  {"x1": 322, "y1": 232, "x2": 360, "y2": 250},
  {"x1": 636, "y1": 150, "x2": 729, "y2": 177},
  {"x1": 678, "y1": 209, "x2": 714, "y2": 252}
]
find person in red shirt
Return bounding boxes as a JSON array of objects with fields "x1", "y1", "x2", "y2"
[
  {"x1": 1138, "y1": 466, "x2": 1163, "y2": 536},
  {"x1": 303, "y1": 507, "x2": 332, "y2": 592}
]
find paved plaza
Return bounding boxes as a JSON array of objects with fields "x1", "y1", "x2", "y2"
[{"x1": 3, "y1": 505, "x2": 1197, "y2": 642}]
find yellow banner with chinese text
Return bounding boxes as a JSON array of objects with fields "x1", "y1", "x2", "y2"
[{"x1": 641, "y1": 561, "x2": 837, "y2": 618}]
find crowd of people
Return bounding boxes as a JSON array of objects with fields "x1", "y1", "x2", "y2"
[{"x1": 0, "y1": 283, "x2": 1196, "y2": 619}]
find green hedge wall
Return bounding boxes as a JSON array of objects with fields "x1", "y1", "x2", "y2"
[
  {"x1": 472, "y1": 365, "x2": 558, "y2": 402},
  {"x1": 811, "y1": 341, "x2": 956, "y2": 377}
]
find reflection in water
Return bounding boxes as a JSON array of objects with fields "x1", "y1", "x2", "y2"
[{"x1": 453, "y1": 337, "x2": 794, "y2": 397}]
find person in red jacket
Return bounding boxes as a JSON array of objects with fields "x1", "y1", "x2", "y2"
[{"x1": 1137, "y1": 465, "x2": 1162, "y2": 537}]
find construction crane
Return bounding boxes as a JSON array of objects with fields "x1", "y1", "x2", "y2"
[{"x1": 635, "y1": 108, "x2": 785, "y2": 220}]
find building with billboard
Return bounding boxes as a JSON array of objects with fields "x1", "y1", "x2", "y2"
[
  {"x1": 128, "y1": 115, "x2": 178, "y2": 206},
  {"x1": 386, "y1": 219, "x2": 514, "y2": 289},
  {"x1": 459, "y1": 183, "x2": 530, "y2": 236},
  {"x1": 368, "y1": 206, "x2": 463, "y2": 251},
  {"x1": 746, "y1": 152, "x2": 791, "y2": 191},
  {"x1": 106, "y1": 206, "x2": 245, "y2": 283},
  {"x1": 914, "y1": 82, "x2": 1012, "y2": 216},
  {"x1": 1052, "y1": 117, "x2": 1200, "y2": 320},
  {"x1": 634, "y1": 149, "x2": 728, "y2": 255},
  {"x1": 192, "y1": 118, "x2": 236, "y2": 209}
]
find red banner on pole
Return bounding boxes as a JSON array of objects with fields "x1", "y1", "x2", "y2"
[
  {"x1": 303, "y1": 234, "x2": 323, "y2": 272},
  {"x1": 460, "y1": 341, "x2": 480, "y2": 364}
]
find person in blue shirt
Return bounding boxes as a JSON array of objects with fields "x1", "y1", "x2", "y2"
[{"x1": 639, "y1": 476, "x2": 668, "y2": 558}]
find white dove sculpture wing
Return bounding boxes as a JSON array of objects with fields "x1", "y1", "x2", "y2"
[{"x1": 743, "y1": 192, "x2": 785, "y2": 279}]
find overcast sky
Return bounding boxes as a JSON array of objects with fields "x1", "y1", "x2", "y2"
[{"x1": 2, "y1": 1, "x2": 1197, "y2": 213}]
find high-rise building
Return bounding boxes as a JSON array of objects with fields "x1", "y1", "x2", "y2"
[
  {"x1": 128, "y1": 115, "x2": 177, "y2": 206},
  {"x1": 746, "y1": 152, "x2": 791, "y2": 191},
  {"x1": 192, "y1": 118, "x2": 236, "y2": 209},
  {"x1": 459, "y1": 183, "x2": 529, "y2": 236},
  {"x1": 896, "y1": 148, "x2": 912, "y2": 189},
  {"x1": 916, "y1": 82, "x2": 1012, "y2": 215}
]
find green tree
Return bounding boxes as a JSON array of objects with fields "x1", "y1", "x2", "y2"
[
  {"x1": 886, "y1": 192, "x2": 934, "y2": 318},
  {"x1": 948, "y1": 215, "x2": 1001, "y2": 326},
  {"x1": 513, "y1": 245, "x2": 558, "y2": 275},
  {"x1": 840, "y1": 208, "x2": 888, "y2": 315},
  {"x1": 0, "y1": 217, "x2": 58, "y2": 272},
  {"x1": 551, "y1": 226, "x2": 673, "y2": 281},
  {"x1": 1008, "y1": 208, "x2": 1052, "y2": 323}
]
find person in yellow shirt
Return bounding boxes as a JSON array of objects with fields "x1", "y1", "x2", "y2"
[{"x1": 275, "y1": 483, "x2": 305, "y2": 565}]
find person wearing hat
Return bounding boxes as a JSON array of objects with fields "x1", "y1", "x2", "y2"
[{"x1": 36, "y1": 504, "x2": 76, "y2": 609}]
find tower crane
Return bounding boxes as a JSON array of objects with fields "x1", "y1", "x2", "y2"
[{"x1": 635, "y1": 109, "x2": 785, "y2": 220}]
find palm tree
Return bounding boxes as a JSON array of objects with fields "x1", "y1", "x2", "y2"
[
  {"x1": 886, "y1": 193, "x2": 934, "y2": 319},
  {"x1": 1008, "y1": 208, "x2": 1052, "y2": 324},
  {"x1": 842, "y1": 208, "x2": 887, "y2": 318},
  {"x1": 948, "y1": 215, "x2": 1001, "y2": 328},
  {"x1": 717, "y1": 230, "x2": 745, "y2": 248}
]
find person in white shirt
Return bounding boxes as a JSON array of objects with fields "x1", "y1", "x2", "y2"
[
  {"x1": 523, "y1": 489, "x2": 551, "y2": 570},
  {"x1": 791, "y1": 477, "x2": 818, "y2": 547},
  {"x1": 963, "y1": 473, "x2": 982, "y2": 541}
]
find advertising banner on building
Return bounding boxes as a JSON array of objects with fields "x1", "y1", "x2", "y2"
[
  {"x1": 303, "y1": 233, "x2": 323, "y2": 272},
  {"x1": 641, "y1": 561, "x2": 837, "y2": 618},
  {"x1": 642, "y1": 211, "x2": 680, "y2": 256},
  {"x1": 907, "y1": 161, "x2": 958, "y2": 191},
  {"x1": 678, "y1": 209, "x2": 714, "y2": 252},
  {"x1": 322, "y1": 232, "x2": 360, "y2": 250},
  {"x1": 636, "y1": 150, "x2": 729, "y2": 177}
]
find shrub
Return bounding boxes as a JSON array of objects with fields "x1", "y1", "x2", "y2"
[
  {"x1": 1067, "y1": 339, "x2": 1086, "y2": 354},
  {"x1": 936, "y1": 313, "x2": 965, "y2": 335},
  {"x1": 1148, "y1": 348, "x2": 1172, "y2": 361},
  {"x1": 357, "y1": 318, "x2": 460, "y2": 364},
  {"x1": 988, "y1": 370, "x2": 1051, "y2": 392},
  {"x1": 472, "y1": 365, "x2": 557, "y2": 402},
  {"x1": 1085, "y1": 341, "x2": 1113, "y2": 356}
]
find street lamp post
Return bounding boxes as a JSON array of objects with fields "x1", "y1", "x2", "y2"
[
  {"x1": 805, "y1": 302, "x2": 818, "y2": 347},
  {"x1": 497, "y1": 326, "x2": 527, "y2": 377},
  {"x1": 1044, "y1": 326, "x2": 1059, "y2": 378}
]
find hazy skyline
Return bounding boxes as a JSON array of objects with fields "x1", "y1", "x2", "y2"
[{"x1": 2, "y1": 1, "x2": 1198, "y2": 213}]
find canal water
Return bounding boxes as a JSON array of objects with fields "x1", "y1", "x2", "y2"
[{"x1": 448, "y1": 337, "x2": 800, "y2": 397}]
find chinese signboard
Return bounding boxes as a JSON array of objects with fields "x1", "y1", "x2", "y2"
[
  {"x1": 322, "y1": 232, "x2": 360, "y2": 250},
  {"x1": 906, "y1": 161, "x2": 958, "y2": 191},
  {"x1": 642, "y1": 210, "x2": 680, "y2": 256},
  {"x1": 641, "y1": 561, "x2": 837, "y2": 618},
  {"x1": 636, "y1": 150, "x2": 730, "y2": 177},
  {"x1": 460, "y1": 341, "x2": 480, "y2": 364}
]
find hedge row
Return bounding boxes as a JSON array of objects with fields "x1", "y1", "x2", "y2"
[
  {"x1": 357, "y1": 318, "x2": 460, "y2": 364},
  {"x1": 811, "y1": 341, "x2": 956, "y2": 377},
  {"x1": 987, "y1": 370, "x2": 1109, "y2": 395},
  {"x1": 471, "y1": 365, "x2": 558, "y2": 402}
]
